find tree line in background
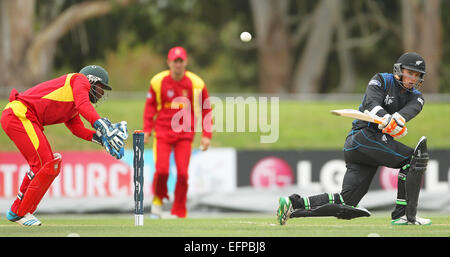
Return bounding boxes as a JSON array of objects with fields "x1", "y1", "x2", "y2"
[{"x1": 0, "y1": 0, "x2": 448, "y2": 97}]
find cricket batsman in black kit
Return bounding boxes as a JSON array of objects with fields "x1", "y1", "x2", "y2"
[{"x1": 278, "y1": 52, "x2": 431, "y2": 225}]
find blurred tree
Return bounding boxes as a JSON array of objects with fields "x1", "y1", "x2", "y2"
[
  {"x1": 0, "y1": 0, "x2": 135, "y2": 97},
  {"x1": 53, "y1": 0, "x2": 258, "y2": 93},
  {"x1": 250, "y1": 0, "x2": 292, "y2": 93},
  {"x1": 250, "y1": 0, "x2": 387, "y2": 93},
  {"x1": 0, "y1": 0, "x2": 35, "y2": 97},
  {"x1": 1, "y1": 0, "x2": 447, "y2": 96},
  {"x1": 249, "y1": 0, "x2": 444, "y2": 94},
  {"x1": 292, "y1": 0, "x2": 338, "y2": 94},
  {"x1": 401, "y1": 0, "x2": 442, "y2": 93}
]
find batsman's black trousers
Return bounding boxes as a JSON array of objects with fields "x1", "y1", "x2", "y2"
[{"x1": 341, "y1": 127, "x2": 413, "y2": 207}]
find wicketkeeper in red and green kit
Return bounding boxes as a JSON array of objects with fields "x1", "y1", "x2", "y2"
[
  {"x1": 1, "y1": 65, "x2": 128, "y2": 226},
  {"x1": 143, "y1": 46, "x2": 212, "y2": 218}
]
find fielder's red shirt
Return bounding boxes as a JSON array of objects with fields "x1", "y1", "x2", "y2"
[
  {"x1": 143, "y1": 70, "x2": 212, "y2": 140},
  {"x1": 10, "y1": 73, "x2": 100, "y2": 141}
]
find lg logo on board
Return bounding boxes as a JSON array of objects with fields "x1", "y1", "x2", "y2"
[{"x1": 250, "y1": 157, "x2": 293, "y2": 188}]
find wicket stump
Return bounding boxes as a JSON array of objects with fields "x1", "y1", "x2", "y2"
[{"x1": 133, "y1": 130, "x2": 144, "y2": 226}]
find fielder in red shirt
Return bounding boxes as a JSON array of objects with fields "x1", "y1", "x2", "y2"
[
  {"x1": 1, "y1": 65, "x2": 128, "y2": 226},
  {"x1": 143, "y1": 46, "x2": 212, "y2": 218}
]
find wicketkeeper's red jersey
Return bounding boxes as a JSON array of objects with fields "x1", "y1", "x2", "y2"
[
  {"x1": 7, "y1": 73, "x2": 100, "y2": 141},
  {"x1": 143, "y1": 70, "x2": 212, "y2": 140}
]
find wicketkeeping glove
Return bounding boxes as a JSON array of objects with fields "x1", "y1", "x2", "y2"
[
  {"x1": 109, "y1": 121, "x2": 128, "y2": 153},
  {"x1": 113, "y1": 121, "x2": 128, "y2": 142},
  {"x1": 93, "y1": 118, "x2": 128, "y2": 156},
  {"x1": 91, "y1": 132, "x2": 103, "y2": 145},
  {"x1": 92, "y1": 131, "x2": 123, "y2": 159},
  {"x1": 378, "y1": 112, "x2": 408, "y2": 138}
]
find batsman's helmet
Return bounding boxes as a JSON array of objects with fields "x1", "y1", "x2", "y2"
[
  {"x1": 393, "y1": 52, "x2": 426, "y2": 90},
  {"x1": 79, "y1": 65, "x2": 111, "y2": 104}
]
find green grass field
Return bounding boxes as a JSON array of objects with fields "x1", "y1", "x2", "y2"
[{"x1": 1, "y1": 213, "x2": 449, "y2": 237}]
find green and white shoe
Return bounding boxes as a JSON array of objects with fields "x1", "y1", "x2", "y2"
[
  {"x1": 391, "y1": 215, "x2": 431, "y2": 225},
  {"x1": 277, "y1": 197, "x2": 293, "y2": 225}
]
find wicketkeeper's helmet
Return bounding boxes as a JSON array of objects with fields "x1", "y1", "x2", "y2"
[
  {"x1": 79, "y1": 65, "x2": 111, "y2": 104},
  {"x1": 79, "y1": 65, "x2": 111, "y2": 90},
  {"x1": 393, "y1": 52, "x2": 426, "y2": 91}
]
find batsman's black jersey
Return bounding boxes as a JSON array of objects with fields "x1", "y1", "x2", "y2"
[
  {"x1": 341, "y1": 73, "x2": 425, "y2": 207},
  {"x1": 352, "y1": 73, "x2": 425, "y2": 131}
]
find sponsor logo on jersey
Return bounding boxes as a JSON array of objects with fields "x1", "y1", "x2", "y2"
[
  {"x1": 167, "y1": 89, "x2": 174, "y2": 98},
  {"x1": 417, "y1": 97, "x2": 424, "y2": 106},
  {"x1": 382, "y1": 134, "x2": 388, "y2": 143},
  {"x1": 384, "y1": 95, "x2": 394, "y2": 105},
  {"x1": 369, "y1": 79, "x2": 382, "y2": 87}
]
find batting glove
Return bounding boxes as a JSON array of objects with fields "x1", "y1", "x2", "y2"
[{"x1": 378, "y1": 112, "x2": 408, "y2": 138}]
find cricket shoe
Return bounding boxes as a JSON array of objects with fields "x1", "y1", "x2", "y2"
[
  {"x1": 6, "y1": 210, "x2": 42, "y2": 226},
  {"x1": 277, "y1": 197, "x2": 293, "y2": 225},
  {"x1": 150, "y1": 196, "x2": 162, "y2": 219},
  {"x1": 391, "y1": 215, "x2": 431, "y2": 225}
]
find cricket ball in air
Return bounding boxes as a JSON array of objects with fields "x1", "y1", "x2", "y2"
[{"x1": 240, "y1": 31, "x2": 252, "y2": 42}]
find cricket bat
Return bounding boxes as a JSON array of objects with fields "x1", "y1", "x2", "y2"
[{"x1": 330, "y1": 109, "x2": 386, "y2": 126}]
